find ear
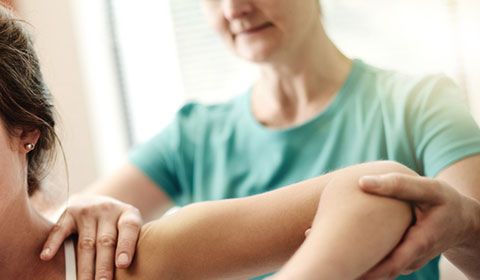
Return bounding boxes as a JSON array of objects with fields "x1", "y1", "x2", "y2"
[{"x1": 18, "y1": 128, "x2": 40, "y2": 153}]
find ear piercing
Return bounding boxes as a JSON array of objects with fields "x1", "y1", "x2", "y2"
[{"x1": 25, "y1": 143, "x2": 35, "y2": 151}]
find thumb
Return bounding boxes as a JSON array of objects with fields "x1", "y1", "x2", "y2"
[{"x1": 359, "y1": 174, "x2": 442, "y2": 204}]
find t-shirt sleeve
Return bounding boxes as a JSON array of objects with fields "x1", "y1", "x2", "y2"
[
  {"x1": 129, "y1": 117, "x2": 184, "y2": 202},
  {"x1": 410, "y1": 76, "x2": 480, "y2": 177}
]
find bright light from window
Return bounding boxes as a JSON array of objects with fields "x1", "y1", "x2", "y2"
[{"x1": 113, "y1": 0, "x2": 184, "y2": 144}]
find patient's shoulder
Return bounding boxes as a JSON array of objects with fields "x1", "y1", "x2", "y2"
[{"x1": 115, "y1": 222, "x2": 174, "y2": 279}]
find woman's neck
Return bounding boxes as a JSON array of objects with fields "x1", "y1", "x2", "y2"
[
  {"x1": 0, "y1": 195, "x2": 65, "y2": 279},
  {"x1": 252, "y1": 22, "x2": 352, "y2": 129}
]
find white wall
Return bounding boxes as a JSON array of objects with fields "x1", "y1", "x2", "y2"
[
  {"x1": 70, "y1": 0, "x2": 130, "y2": 174},
  {"x1": 459, "y1": 0, "x2": 480, "y2": 123},
  {"x1": 322, "y1": 0, "x2": 479, "y2": 123},
  {"x1": 113, "y1": 0, "x2": 185, "y2": 144}
]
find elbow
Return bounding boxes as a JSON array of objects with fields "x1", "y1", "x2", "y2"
[
  {"x1": 366, "y1": 160, "x2": 418, "y2": 177},
  {"x1": 320, "y1": 160, "x2": 415, "y2": 224}
]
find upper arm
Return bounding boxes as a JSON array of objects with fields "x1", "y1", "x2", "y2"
[
  {"x1": 86, "y1": 163, "x2": 173, "y2": 220},
  {"x1": 407, "y1": 76, "x2": 480, "y2": 201},
  {"x1": 407, "y1": 76, "x2": 480, "y2": 177},
  {"x1": 436, "y1": 154, "x2": 480, "y2": 202},
  {"x1": 116, "y1": 168, "x2": 331, "y2": 280}
]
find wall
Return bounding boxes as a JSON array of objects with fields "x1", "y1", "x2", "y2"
[{"x1": 14, "y1": 0, "x2": 129, "y2": 214}]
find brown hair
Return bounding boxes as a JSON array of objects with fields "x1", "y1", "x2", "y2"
[{"x1": 0, "y1": 5, "x2": 57, "y2": 195}]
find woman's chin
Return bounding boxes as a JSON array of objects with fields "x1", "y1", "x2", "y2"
[{"x1": 236, "y1": 47, "x2": 276, "y2": 63}]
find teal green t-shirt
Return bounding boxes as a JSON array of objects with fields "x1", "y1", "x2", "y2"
[{"x1": 130, "y1": 59, "x2": 480, "y2": 279}]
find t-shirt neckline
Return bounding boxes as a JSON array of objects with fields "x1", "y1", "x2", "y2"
[{"x1": 243, "y1": 58, "x2": 364, "y2": 137}]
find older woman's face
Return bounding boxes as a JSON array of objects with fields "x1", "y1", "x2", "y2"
[{"x1": 202, "y1": 0, "x2": 320, "y2": 62}]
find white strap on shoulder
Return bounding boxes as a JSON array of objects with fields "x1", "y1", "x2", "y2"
[{"x1": 64, "y1": 238, "x2": 77, "y2": 280}]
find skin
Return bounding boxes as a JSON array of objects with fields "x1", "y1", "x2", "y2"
[
  {"x1": 270, "y1": 167, "x2": 415, "y2": 280},
  {"x1": 202, "y1": 0, "x2": 351, "y2": 129},
  {"x1": 358, "y1": 156, "x2": 480, "y2": 279},
  {"x1": 0, "y1": 121, "x2": 66, "y2": 280},
  {"x1": 43, "y1": 0, "x2": 480, "y2": 279},
  {"x1": 279, "y1": 158, "x2": 480, "y2": 280},
  {"x1": 41, "y1": 166, "x2": 160, "y2": 280},
  {"x1": 114, "y1": 161, "x2": 413, "y2": 280}
]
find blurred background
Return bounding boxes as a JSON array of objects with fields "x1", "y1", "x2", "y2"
[{"x1": 3, "y1": 0, "x2": 479, "y2": 278}]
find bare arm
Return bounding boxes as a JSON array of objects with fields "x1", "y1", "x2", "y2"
[
  {"x1": 42, "y1": 163, "x2": 172, "y2": 280},
  {"x1": 116, "y1": 161, "x2": 414, "y2": 280},
  {"x1": 354, "y1": 155, "x2": 480, "y2": 279},
  {"x1": 274, "y1": 165, "x2": 413, "y2": 279},
  {"x1": 437, "y1": 155, "x2": 480, "y2": 279}
]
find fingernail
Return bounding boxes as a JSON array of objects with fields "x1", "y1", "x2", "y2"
[
  {"x1": 117, "y1": 253, "x2": 129, "y2": 266},
  {"x1": 359, "y1": 176, "x2": 379, "y2": 189},
  {"x1": 41, "y1": 248, "x2": 51, "y2": 259},
  {"x1": 100, "y1": 278, "x2": 107, "y2": 280}
]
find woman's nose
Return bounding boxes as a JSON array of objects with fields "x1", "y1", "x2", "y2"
[{"x1": 222, "y1": 0, "x2": 253, "y2": 20}]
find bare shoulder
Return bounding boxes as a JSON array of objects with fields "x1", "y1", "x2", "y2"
[{"x1": 115, "y1": 221, "x2": 174, "y2": 279}]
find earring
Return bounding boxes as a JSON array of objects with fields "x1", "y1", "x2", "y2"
[{"x1": 25, "y1": 143, "x2": 35, "y2": 152}]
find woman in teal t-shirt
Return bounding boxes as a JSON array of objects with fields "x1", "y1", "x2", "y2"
[{"x1": 43, "y1": 1, "x2": 480, "y2": 279}]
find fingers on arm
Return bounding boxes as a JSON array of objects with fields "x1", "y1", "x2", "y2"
[
  {"x1": 41, "y1": 211, "x2": 76, "y2": 260},
  {"x1": 115, "y1": 207, "x2": 142, "y2": 268},
  {"x1": 363, "y1": 226, "x2": 436, "y2": 278},
  {"x1": 359, "y1": 173, "x2": 443, "y2": 203}
]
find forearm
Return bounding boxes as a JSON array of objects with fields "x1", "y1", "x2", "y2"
[
  {"x1": 437, "y1": 155, "x2": 480, "y2": 279},
  {"x1": 274, "y1": 169, "x2": 413, "y2": 280},
  {"x1": 444, "y1": 195, "x2": 480, "y2": 280},
  {"x1": 80, "y1": 164, "x2": 173, "y2": 220}
]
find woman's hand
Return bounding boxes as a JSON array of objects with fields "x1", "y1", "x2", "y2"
[
  {"x1": 357, "y1": 173, "x2": 479, "y2": 279},
  {"x1": 40, "y1": 195, "x2": 143, "y2": 280}
]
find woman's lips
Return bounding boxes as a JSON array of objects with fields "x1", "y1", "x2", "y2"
[{"x1": 236, "y1": 22, "x2": 274, "y2": 36}]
